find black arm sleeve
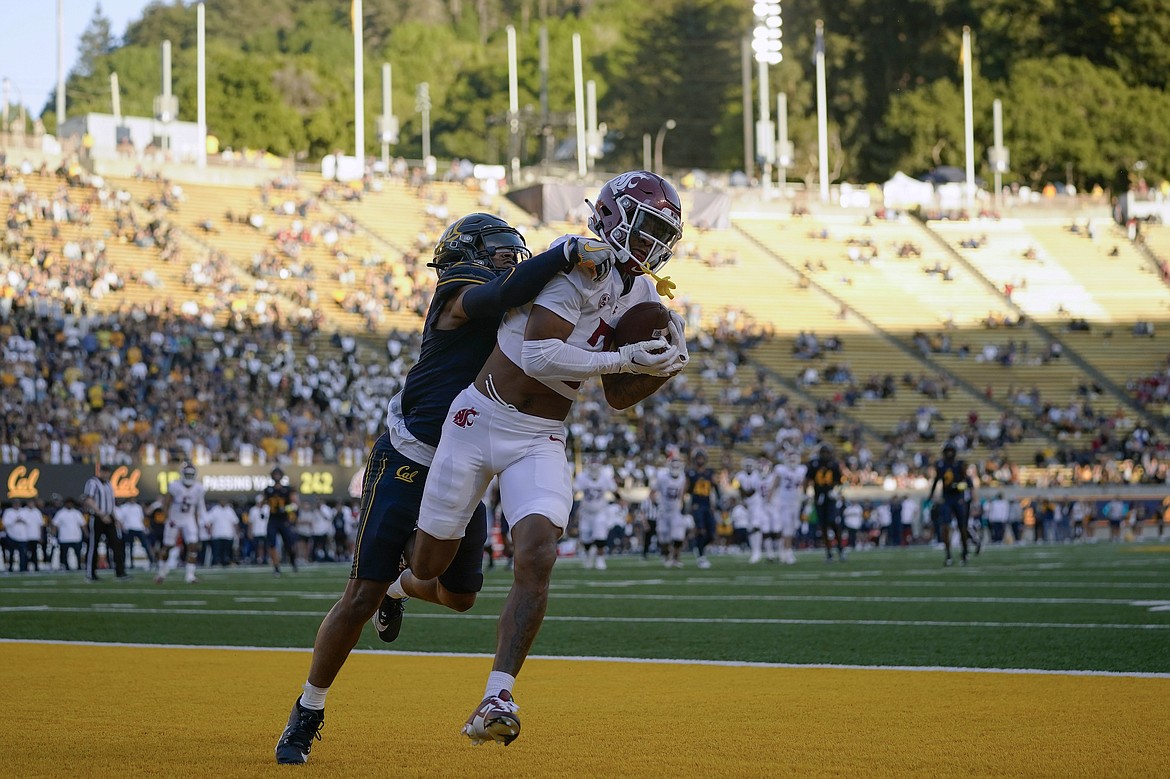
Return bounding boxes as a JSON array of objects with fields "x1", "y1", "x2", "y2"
[{"x1": 460, "y1": 245, "x2": 569, "y2": 320}]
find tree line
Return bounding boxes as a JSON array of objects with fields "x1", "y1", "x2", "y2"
[{"x1": 38, "y1": 0, "x2": 1170, "y2": 189}]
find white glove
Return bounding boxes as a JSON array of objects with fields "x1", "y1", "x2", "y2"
[
  {"x1": 563, "y1": 237, "x2": 615, "y2": 281},
  {"x1": 617, "y1": 338, "x2": 682, "y2": 377},
  {"x1": 666, "y1": 311, "x2": 689, "y2": 367}
]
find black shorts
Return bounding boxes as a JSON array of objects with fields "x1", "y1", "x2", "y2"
[
  {"x1": 266, "y1": 517, "x2": 297, "y2": 548},
  {"x1": 692, "y1": 505, "x2": 717, "y2": 538},
  {"x1": 938, "y1": 497, "x2": 969, "y2": 525},
  {"x1": 815, "y1": 494, "x2": 839, "y2": 526},
  {"x1": 351, "y1": 432, "x2": 486, "y2": 593}
]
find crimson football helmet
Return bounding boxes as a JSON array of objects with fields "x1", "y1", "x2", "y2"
[
  {"x1": 587, "y1": 171, "x2": 683, "y2": 275},
  {"x1": 429, "y1": 213, "x2": 531, "y2": 275}
]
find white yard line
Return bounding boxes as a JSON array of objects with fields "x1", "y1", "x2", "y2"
[
  {"x1": 1, "y1": 637, "x2": 1167, "y2": 679},
  {"x1": 0, "y1": 604, "x2": 1166, "y2": 631}
]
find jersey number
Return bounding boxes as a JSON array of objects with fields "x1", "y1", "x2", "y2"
[{"x1": 587, "y1": 319, "x2": 615, "y2": 349}]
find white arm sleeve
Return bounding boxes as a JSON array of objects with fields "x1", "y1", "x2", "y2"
[{"x1": 521, "y1": 338, "x2": 624, "y2": 381}]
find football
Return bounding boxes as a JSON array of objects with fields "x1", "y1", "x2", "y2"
[{"x1": 612, "y1": 301, "x2": 672, "y2": 349}]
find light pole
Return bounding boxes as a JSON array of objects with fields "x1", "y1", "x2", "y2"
[
  {"x1": 654, "y1": 119, "x2": 676, "y2": 175},
  {"x1": 752, "y1": 1, "x2": 782, "y2": 193},
  {"x1": 3, "y1": 78, "x2": 27, "y2": 144},
  {"x1": 2, "y1": 78, "x2": 10, "y2": 146}
]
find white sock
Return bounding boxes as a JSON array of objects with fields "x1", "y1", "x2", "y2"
[
  {"x1": 484, "y1": 671, "x2": 516, "y2": 700},
  {"x1": 749, "y1": 531, "x2": 762, "y2": 557},
  {"x1": 301, "y1": 681, "x2": 328, "y2": 710},
  {"x1": 185, "y1": 562, "x2": 196, "y2": 580},
  {"x1": 386, "y1": 573, "x2": 408, "y2": 599},
  {"x1": 156, "y1": 559, "x2": 169, "y2": 578}
]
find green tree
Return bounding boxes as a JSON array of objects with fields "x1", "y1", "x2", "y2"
[
  {"x1": 602, "y1": 0, "x2": 749, "y2": 170},
  {"x1": 76, "y1": 3, "x2": 117, "y2": 78}
]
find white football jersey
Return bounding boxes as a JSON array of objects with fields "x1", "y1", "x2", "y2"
[
  {"x1": 496, "y1": 235, "x2": 661, "y2": 400},
  {"x1": 734, "y1": 469, "x2": 764, "y2": 509},
  {"x1": 771, "y1": 464, "x2": 807, "y2": 506},
  {"x1": 167, "y1": 480, "x2": 207, "y2": 523},
  {"x1": 654, "y1": 472, "x2": 687, "y2": 514},
  {"x1": 575, "y1": 469, "x2": 617, "y2": 513}
]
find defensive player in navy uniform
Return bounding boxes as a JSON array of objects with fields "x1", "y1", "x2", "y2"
[
  {"x1": 264, "y1": 466, "x2": 299, "y2": 576},
  {"x1": 805, "y1": 444, "x2": 847, "y2": 562},
  {"x1": 927, "y1": 442, "x2": 976, "y2": 566},
  {"x1": 276, "y1": 213, "x2": 605, "y2": 764},
  {"x1": 685, "y1": 449, "x2": 720, "y2": 569}
]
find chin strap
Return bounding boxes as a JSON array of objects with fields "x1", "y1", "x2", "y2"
[
  {"x1": 625, "y1": 253, "x2": 676, "y2": 299},
  {"x1": 588, "y1": 204, "x2": 678, "y2": 299}
]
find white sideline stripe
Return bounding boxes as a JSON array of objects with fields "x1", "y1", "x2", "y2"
[
  {"x1": 0, "y1": 604, "x2": 1166, "y2": 631},
  {"x1": 2, "y1": 582, "x2": 1170, "y2": 598},
  {"x1": 0, "y1": 586, "x2": 1160, "y2": 607},
  {"x1": 1, "y1": 637, "x2": 1167, "y2": 679}
]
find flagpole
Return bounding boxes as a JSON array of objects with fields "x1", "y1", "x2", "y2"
[
  {"x1": 962, "y1": 26, "x2": 975, "y2": 212},
  {"x1": 353, "y1": 0, "x2": 364, "y2": 161},
  {"x1": 572, "y1": 34, "x2": 587, "y2": 178},
  {"x1": 196, "y1": 2, "x2": 206, "y2": 168},
  {"x1": 815, "y1": 20, "x2": 829, "y2": 203}
]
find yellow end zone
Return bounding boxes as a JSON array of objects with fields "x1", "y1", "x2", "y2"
[{"x1": 5, "y1": 642, "x2": 1168, "y2": 778}]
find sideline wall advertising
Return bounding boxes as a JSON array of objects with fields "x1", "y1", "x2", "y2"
[{"x1": 1, "y1": 463, "x2": 363, "y2": 504}]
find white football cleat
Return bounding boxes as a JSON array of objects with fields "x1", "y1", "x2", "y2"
[
  {"x1": 595, "y1": 557, "x2": 607, "y2": 571},
  {"x1": 696, "y1": 556, "x2": 712, "y2": 569},
  {"x1": 463, "y1": 690, "x2": 520, "y2": 746}
]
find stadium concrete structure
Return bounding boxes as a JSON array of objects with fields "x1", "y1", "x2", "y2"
[{"x1": 2, "y1": 148, "x2": 1170, "y2": 513}]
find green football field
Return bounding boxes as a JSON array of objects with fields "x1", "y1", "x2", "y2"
[{"x1": 3, "y1": 541, "x2": 1168, "y2": 674}]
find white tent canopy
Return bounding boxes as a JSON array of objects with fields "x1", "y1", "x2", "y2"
[{"x1": 882, "y1": 171, "x2": 935, "y2": 209}]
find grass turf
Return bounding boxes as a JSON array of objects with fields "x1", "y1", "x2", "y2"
[{"x1": 1, "y1": 541, "x2": 1168, "y2": 672}]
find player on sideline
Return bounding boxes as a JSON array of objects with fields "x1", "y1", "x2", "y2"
[
  {"x1": 154, "y1": 463, "x2": 206, "y2": 584},
  {"x1": 927, "y1": 442, "x2": 976, "y2": 566},
  {"x1": 805, "y1": 444, "x2": 846, "y2": 562},
  {"x1": 275, "y1": 213, "x2": 611, "y2": 765},
  {"x1": 654, "y1": 458, "x2": 690, "y2": 568},
  {"x1": 771, "y1": 450, "x2": 806, "y2": 565},
  {"x1": 574, "y1": 454, "x2": 619, "y2": 570},
  {"x1": 398, "y1": 171, "x2": 687, "y2": 747}
]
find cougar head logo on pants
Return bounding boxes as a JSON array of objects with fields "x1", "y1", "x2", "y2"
[{"x1": 452, "y1": 407, "x2": 479, "y2": 428}]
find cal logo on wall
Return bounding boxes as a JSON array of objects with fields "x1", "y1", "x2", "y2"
[
  {"x1": 110, "y1": 466, "x2": 142, "y2": 499},
  {"x1": 6, "y1": 465, "x2": 40, "y2": 500}
]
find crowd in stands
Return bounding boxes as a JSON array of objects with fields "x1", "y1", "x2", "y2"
[{"x1": 3, "y1": 162, "x2": 1170, "y2": 494}]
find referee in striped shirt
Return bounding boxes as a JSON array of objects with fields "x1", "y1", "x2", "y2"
[{"x1": 83, "y1": 462, "x2": 127, "y2": 580}]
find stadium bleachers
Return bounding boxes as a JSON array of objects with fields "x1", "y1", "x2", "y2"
[{"x1": 4, "y1": 162, "x2": 1168, "y2": 485}]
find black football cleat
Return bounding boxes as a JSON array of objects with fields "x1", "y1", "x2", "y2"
[
  {"x1": 275, "y1": 696, "x2": 324, "y2": 765},
  {"x1": 372, "y1": 595, "x2": 407, "y2": 643}
]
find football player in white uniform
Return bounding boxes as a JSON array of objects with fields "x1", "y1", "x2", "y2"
[
  {"x1": 155, "y1": 462, "x2": 207, "y2": 584},
  {"x1": 771, "y1": 450, "x2": 807, "y2": 565},
  {"x1": 401, "y1": 170, "x2": 687, "y2": 745},
  {"x1": 574, "y1": 455, "x2": 619, "y2": 570},
  {"x1": 734, "y1": 458, "x2": 768, "y2": 563},
  {"x1": 654, "y1": 459, "x2": 690, "y2": 568}
]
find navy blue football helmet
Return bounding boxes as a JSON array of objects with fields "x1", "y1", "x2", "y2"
[{"x1": 429, "y1": 213, "x2": 531, "y2": 276}]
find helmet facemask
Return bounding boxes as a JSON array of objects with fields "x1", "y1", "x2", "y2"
[
  {"x1": 587, "y1": 171, "x2": 683, "y2": 297},
  {"x1": 429, "y1": 214, "x2": 531, "y2": 277}
]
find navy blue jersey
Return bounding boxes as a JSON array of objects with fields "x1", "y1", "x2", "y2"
[
  {"x1": 400, "y1": 265, "x2": 500, "y2": 447},
  {"x1": 806, "y1": 457, "x2": 842, "y2": 496},
  {"x1": 933, "y1": 459, "x2": 971, "y2": 500},
  {"x1": 263, "y1": 483, "x2": 295, "y2": 522},
  {"x1": 685, "y1": 468, "x2": 719, "y2": 509}
]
